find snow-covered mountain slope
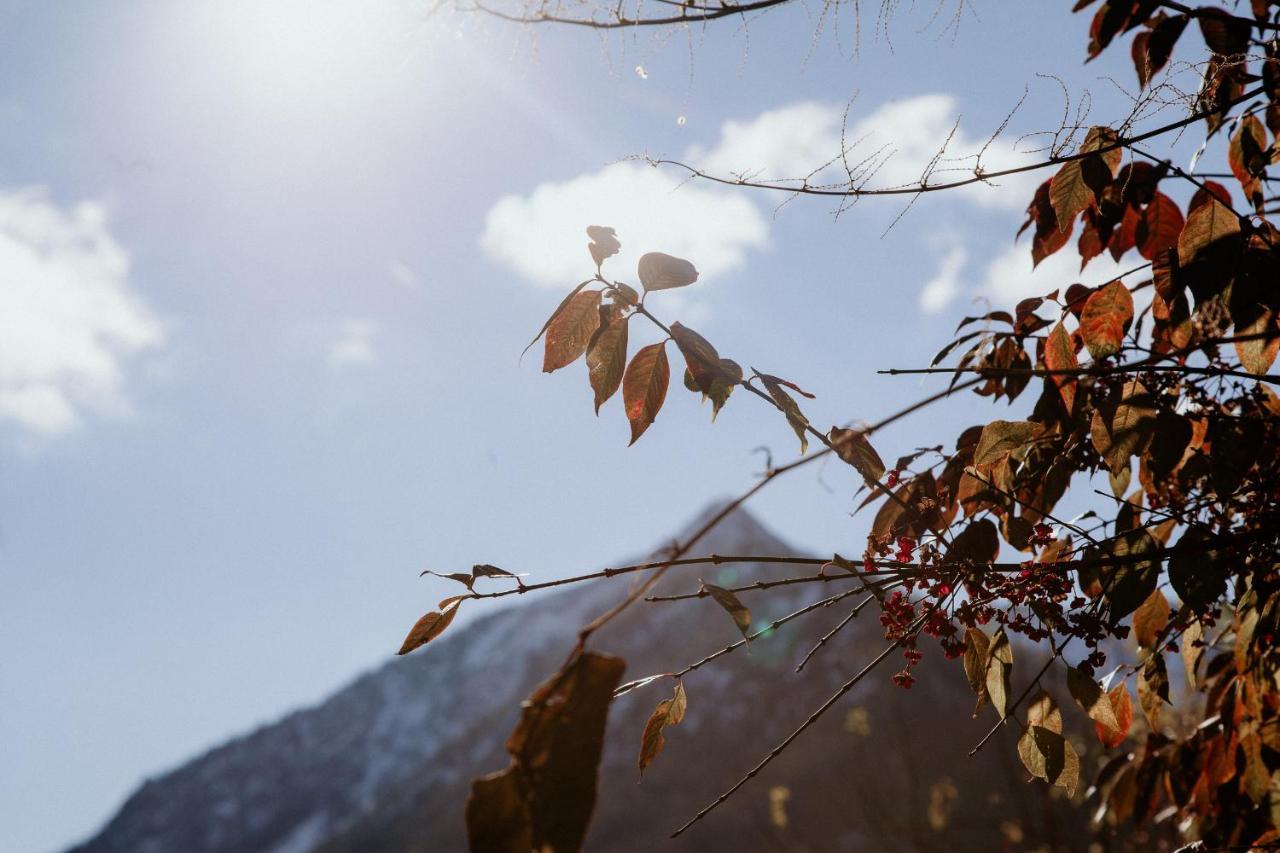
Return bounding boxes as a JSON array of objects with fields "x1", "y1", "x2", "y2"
[{"x1": 71, "y1": 504, "x2": 1091, "y2": 852}]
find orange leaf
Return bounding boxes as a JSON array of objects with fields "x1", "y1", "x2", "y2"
[
  {"x1": 1094, "y1": 683, "x2": 1133, "y2": 748},
  {"x1": 1044, "y1": 322, "x2": 1078, "y2": 412},
  {"x1": 1079, "y1": 280, "x2": 1133, "y2": 359}
]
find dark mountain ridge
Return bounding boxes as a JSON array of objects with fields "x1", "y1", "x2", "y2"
[{"x1": 73, "y1": 504, "x2": 1090, "y2": 852}]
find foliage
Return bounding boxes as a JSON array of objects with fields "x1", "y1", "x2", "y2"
[{"x1": 400, "y1": 2, "x2": 1280, "y2": 850}]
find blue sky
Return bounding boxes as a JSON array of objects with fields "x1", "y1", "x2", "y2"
[{"x1": 0, "y1": 2, "x2": 1194, "y2": 850}]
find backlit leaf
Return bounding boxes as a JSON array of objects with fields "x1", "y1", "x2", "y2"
[
  {"x1": 1137, "y1": 654, "x2": 1169, "y2": 730},
  {"x1": 985, "y1": 628, "x2": 1013, "y2": 719},
  {"x1": 1177, "y1": 198, "x2": 1241, "y2": 266},
  {"x1": 1044, "y1": 322, "x2": 1079, "y2": 412},
  {"x1": 701, "y1": 581, "x2": 752, "y2": 637},
  {"x1": 637, "y1": 681, "x2": 687, "y2": 773},
  {"x1": 543, "y1": 289, "x2": 603, "y2": 373},
  {"x1": 1079, "y1": 280, "x2": 1133, "y2": 359},
  {"x1": 1135, "y1": 192, "x2": 1183, "y2": 260},
  {"x1": 1094, "y1": 683, "x2": 1133, "y2": 748},
  {"x1": 1235, "y1": 305, "x2": 1279, "y2": 376},
  {"x1": 829, "y1": 427, "x2": 885, "y2": 484},
  {"x1": 963, "y1": 627, "x2": 992, "y2": 697},
  {"x1": 622, "y1": 342, "x2": 670, "y2": 445},
  {"x1": 587, "y1": 225, "x2": 621, "y2": 268},
  {"x1": 1132, "y1": 588, "x2": 1170, "y2": 650},
  {"x1": 1017, "y1": 691, "x2": 1079, "y2": 796},
  {"x1": 1067, "y1": 666, "x2": 1119, "y2": 732},
  {"x1": 758, "y1": 373, "x2": 810, "y2": 454},
  {"x1": 637, "y1": 252, "x2": 698, "y2": 291},
  {"x1": 973, "y1": 420, "x2": 1044, "y2": 466},
  {"x1": 586, "y1": 315, "x2": 628, "y2": 413}
]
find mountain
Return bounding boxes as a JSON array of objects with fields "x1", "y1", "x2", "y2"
[{"x1": 71, "y1": 504, "x2": 1092, "y2": 852}]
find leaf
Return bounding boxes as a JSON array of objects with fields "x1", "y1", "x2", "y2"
[
  {"x1": 1017, "y1": 692, "x2": 1079, "y2": 797},
  {"x1": 1093, "y1": 684, "x2": 1133, "y2": 748},
  {"x1": 1181, "y1": 620, "x2": 1203, "y2": 689},
  {"x1": 701, "y1": 581, "x2": 752, "y2": 637},
  {"x1": 637, "y1": 252, "x2": 698, "y2": 291},
  {"x1": 587, "y1": 225, "x2": 620, "y2": 267},
  {"x1": 985, "y1": 628, "x2": 1013, "y2": 719},
  {"x1": 543, "y1": 290, "x2": 603, "y2": 373},
  {"x1": 1134, "y1": 13, "x2": 1187, "y2": 87},
  {"x1": 1235, "y1": 305, "x2": 1279, "y2": 376},
  {"x1": 950, "y1": 518, "x2": 1000, "y2": 563},
  {"x1": 1104, "y1": 528, "x2": 1159, "y2": 620},
  {"x1": 1132, "y1": 588, "x2": 1170, "y2": 650},
  {"x1": 397, "y1": 596, "x2": 464, "y2": 655},
  {"x1": 1067, "y1": 666, "x2": 1120, "y2": 732},
  {"x1": 622, "y1": 342, "x2": 670, "y2": 445},
  {"x1": 670, "y1": 322, "x2": 721, "y2": 390},
  {"x1": 963, "y1": 627, "x2": 992, "y2": 697},
  {"x1": 973, "y1": 420, "x2": 1044, "y2": 466},
  {"x1": 1135, "y1": 192, "x2": 1184, "y2": 260},
  {"x1": 1090, "y1": 379, "x2": 1158, "y2": 475},
  {"x1": 465, "y1": 768, "x2": 532, "y2": 852},
  {"x1": 705, "y1": 359, "x2": 742, "y2": 420},
  {"x1": 586, "y1": 315, "x2": 628, "y2": 413},
  {"x1": 1177, "y1": 198, "x2": 1241, "y2": 266},
  {"x1": 466, "y1": 651, "x2": 625, "y2": 853},
  {"x1": 1049, "y1": 127, "x2": 1120, "y2": 230},
  {"x1": 1137, "y1": 654, "x2": 1169, "y2": 731},
  {"x1": 829, "y1": 427, "x2": 885, "y2": 484},
  {"x1": 637, "y1": 682, "x2": 687, "y2": 773},
  {"x1": 522, "y1": 282, "x2": 588, "y2": 362},
  {"x1": 1079, "y1": 280, "x2": 1133, "y2": 359},
  {"x1": 1169, "y1": 525, "x2": 1226, "y2": 609},
  {"x1": 1044, "y1": 322, "x2": 1079, "y2": 412},
  {"x1": 1049, "y1": 159, "x2": 1092, "y2": 231},
  {"x1": 1022, "y1": 178, "x2": 1073, "y2": 266},
  {"x1": 758, "y1": 373, "x2": 810, "y2": 454}
]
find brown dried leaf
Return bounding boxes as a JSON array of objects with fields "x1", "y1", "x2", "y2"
[
  {"x1": 637, "y1": 681, "x2": 687, "y2": 774},
  {"x1": 701, "y1": 581, "x2": 752, "y2": 637},
  {"x1": 397, "y1": 596, "x2": 464, "y2": 655}
]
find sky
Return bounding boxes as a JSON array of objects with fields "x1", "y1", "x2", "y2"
[{"x1": 0, "y1": 2, "x2": 1210, "y2": 850}]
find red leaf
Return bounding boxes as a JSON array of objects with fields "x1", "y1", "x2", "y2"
[
  {"x1": 543, "y1": 290, "x2": 603, "y2": 373},
  {"x1": 622, "y1": 342, "x2": 670, "y2": 445},
  {"x1": 1135, "y1": 192, "x2": 1184, "y2": 260},
  {"x1": 586, "y1": 315, "x2": 629, "y2": 413}
]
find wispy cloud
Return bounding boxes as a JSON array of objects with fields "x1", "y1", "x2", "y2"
[
  {"x1": 0, "y1": 190, "x2": 163, "y2": 435},
  {"x1": 328, "y1": 318, "x2": 379, "y2": 367}
]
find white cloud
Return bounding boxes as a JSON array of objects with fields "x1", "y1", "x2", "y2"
[
  {"x1": 918, "y1": 245, "x2": 968, "y2": 314},
  {"x1": 482, "y1": 95, "x2": 1043, "y2": 293},
  {"x1": 980, "y1": 241, "x2": 1132, "y2": 305},
  {"x1": 481, "y1": 161, "x2": 768, "y2": 290},
  {"x1": 0, "y1": 190, "x2": 163, "y2": 436},
  {"x1": 328, "y1": 318, "x2": 379, "y2": 367},
  {"x1": 387, "y1": 259, "x2": 422, "y2": 291}
]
